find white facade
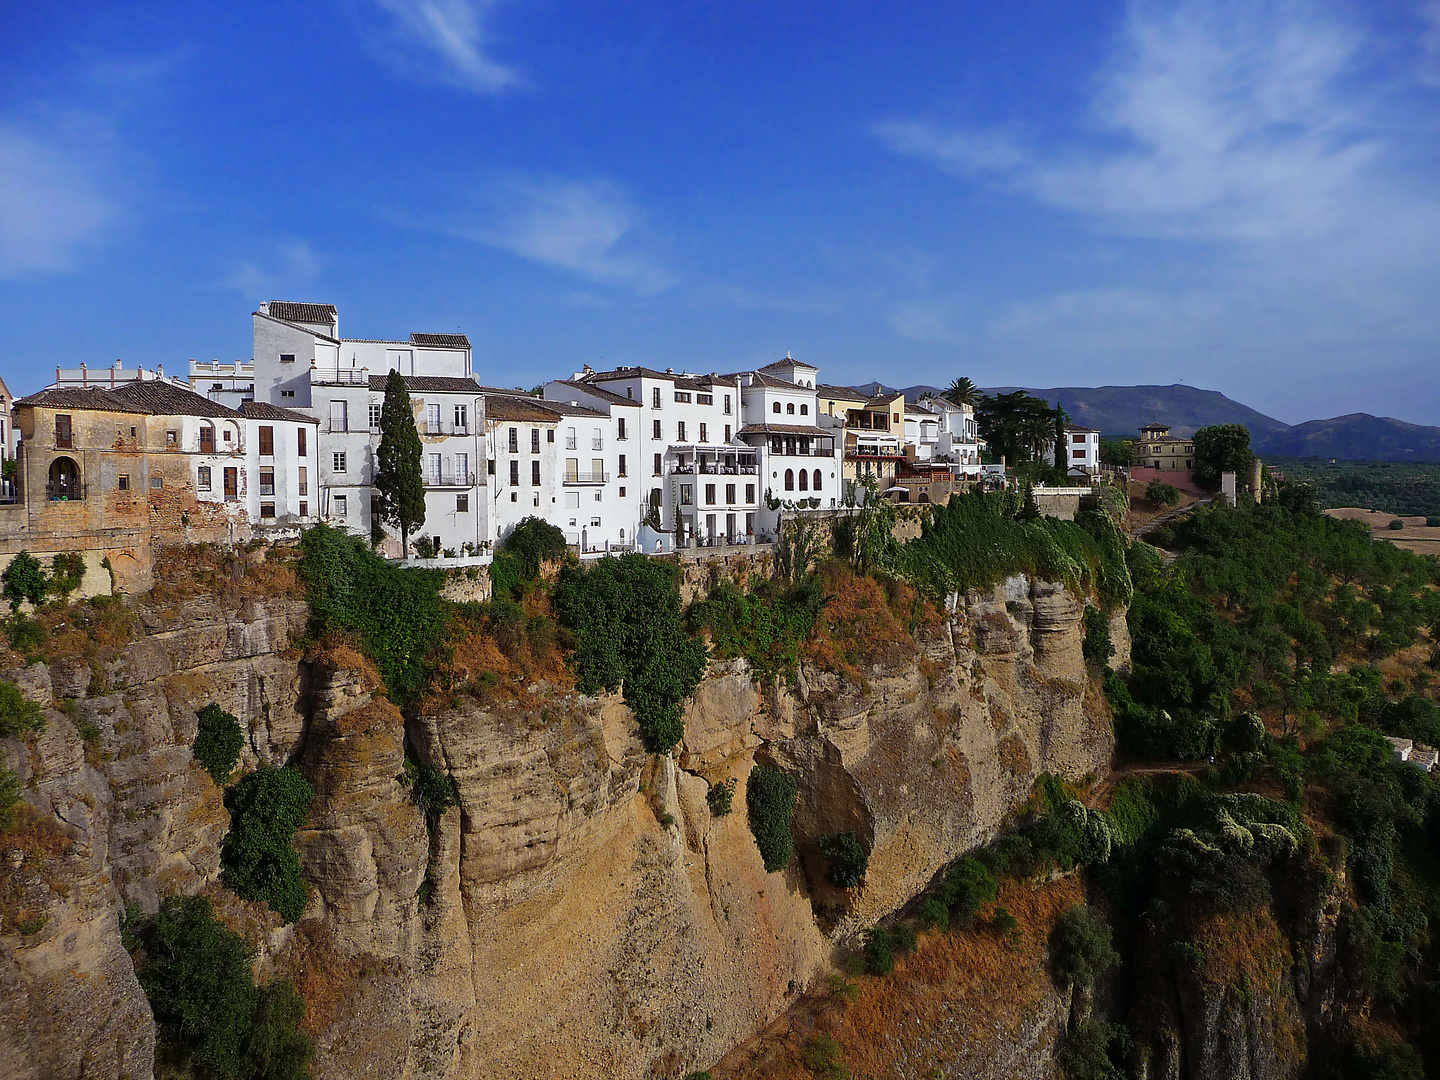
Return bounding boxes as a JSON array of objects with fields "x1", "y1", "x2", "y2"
[
  {"x1": 239, "y1": 403, "x2": 319, "y2": 528},
  {"x1": 1064, "y1": 426, "x2": 1102, "y2": 476},
  {"x1": 912, "y1": 397, "x2": 983, "y2": 475},
  {"x1": 190, "y1": 360, "x2": 256, "y2": 411}
]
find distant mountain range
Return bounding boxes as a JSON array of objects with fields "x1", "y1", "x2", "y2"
[{"x1": 851, "y1": 382, "x2": 1440, "y2": 462}]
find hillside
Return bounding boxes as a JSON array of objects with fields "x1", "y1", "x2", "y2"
[{"x1": 854, "y1": 380, "x2": 1440, "y2": 461}]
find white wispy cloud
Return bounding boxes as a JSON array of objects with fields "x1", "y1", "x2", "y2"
[
  {"x1": 358, "y1": 0, "x2": 519, "y2": 92},
  {"x1": 874, "y1": 0, "x2": 1440, "y2": 422},
  {"x1": 0, "y1": 123, "x2": 115, "y2": 278},
  {"x1": 458, "y1": 177, "x2": 676, "y2": 294},
  {"x1": 224, "y1": 239, "x2": 324, "y2": 299}
]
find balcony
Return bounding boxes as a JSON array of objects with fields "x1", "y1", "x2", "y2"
[
  {"x1": 421, "y1": 422, "x2": 472, "y2": 436},
  {"x1": 425, "y1": 472, "x2": 476, "y2": 488},
  {"x1": 563, "y1": 471, "x2": 609, "y2": 485},
  {"x1": 313, "y1": 368, "x2": 368, "y2": 386}
]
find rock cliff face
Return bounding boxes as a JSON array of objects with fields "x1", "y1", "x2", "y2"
[{"x1": 0, "y1": 571, "x2": 1118, "y2": 1080}]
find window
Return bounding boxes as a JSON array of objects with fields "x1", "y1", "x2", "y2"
[
  {"x1": 281, "y1": 390, "x2": 296, "y2": 399},
  {"x1": 798, "y1": 470, "x2": 808, "y2": 491},
  {"x1": 511, "y1": 492, "x2": 518, "y2": 503},
  {"x1": 651, "y1": 487, "x2": 662, "y2": 511},
  {"x1": 259, "y1": 467, "x2": 275, "y2": 496},
  {"x1": 618, "y1": 454, "x2": 627, "y2": 476},
  {"x1": 118, "y1": 474, "x2": 130, "y2": 492},
  {"x1": 591, "y1": 517, "x2": 602, "y2": 527},
  {"x1": 787, "y1": 403, "x2": 795, "y2": 415},
  {"x1": 812, "y1": 469, "x2": 821, "y2": 491},
  {"x1": 426, "y1": 403, "x2": 441, "y2": 433},
  {"x1": 166, "y1": 430, "x2": 178, "y2": 446},
  {"x1": 369, "y1": 403, "x2": 383, "y2": 429},
  {"x1": 699, "y1": 423, "x2": 708, "y2": 443},
  {"x1": 531, "y1": 460, "x2": 541, "y2": 486},
  {"x1": 1072, "y1": 434, "x2": 1085, "y2": 444},
  {"x1": 566, "y1": 426, "x2": 577, "y2": 449},
  {"x1": 333, "y1": 495, "x2": 347, "y2": 517},
  {"x1": 784, "y1": 469, "x2": 794, "y2": 491},
  {"x1": 455, "y1": 453, "x2": 468, "y2": 482},
  {"x1": 457, "y1": 494, "x2": 469, "y2": 512},
  {"x1": 531, "y1": 429, "x2": 541, "y2": 453},
  {"x1": 627, "y1": 387, "x2": 634, "y2": 399},
  {"x1": 674, "y1": 391, "x2": 691, "y2": 403},
  {"x1": 592, "y1": 428, "x2": 603, "y2": 450},
  {"x1": 677, "y1": 421, "x2": 687, "y2": 441},
  {"x1": 151, "y1": 477, "x2": 164, "y2": 490},
  {"x1": 592, "y1": 458, "x2": 603, "y2": 480},
  {"x1": 259, "y1": 426, "x2": 274, "y2": 455},
  {"x1": 261, "y1": 503, "x2": 275, "y2": 519},
  {"x1": 652, "y1": 387, "x2": 661, "y2": 408},
  {"x1": 746, "y1": 484, "x2": 755, "y2": 502},
  {"x1": 298, "y1": 466, "x2": 307, "y2": 496},
  {"x1": 1072, "y1": 449, "x2": 1085, "y2": 459},
  {"x1": 454, "y1": 404, "x2": 468, "y2": 431},
  {"x1": 427, "y1": 453, "x2": 441, "y2": 484},
  {"x1": 566, "y1": 457, "x2": 580, "y2": 480},
  {"x1": 330, "y1": 400, "x2": 347, "y2": 432},
  {"x1": 724, "y1": 394, "x2": 732, "y2": 415},
  {"x1": 297, "y1": 428, "x2": 307, "y2": 456},
  {"x1": 280, "y1": 353, "x2": 295, "y2": 363},
  {"x1": 697, "y1": 393, "x2": 712, "y2": 405},
  {"x1": 705, "y1": 483, "x2": 716, "y2": 503},
  {"x1": 200, "y1": 425, "x2": 215, "y2": 453},
  {"x1": 547, "y1": 429, "x2": 554, "y2": 443},
  {"x1": 299, "y1": 501, "x2": 307, "y2": 517},
  {"x1": 509, "y1": 461, "x2": 520, "y2": 486},
  {"x1": 617, "y1": 418, "x2": 627, "y2": 440},
  {"x1": 594, "y1": 492, "x2": 602, "y2": 503},
  {"x1": 725, "y1": 483, "x2": 735, "y2": 504},
  {"x1": 198, "y1": 466, "x2": 212, "y2": 491},
  {"x1": 566, "y1": 492, "x2": 581, "y2": 508},
  {"x1": 488, "y1": 459, "x2": 495, "y2": 475},
  {"x1": 619, "y1": 487, "x2": 626, "y2": 497},
  {"x1": 800, "y1": 404, "x2": 808, "y2": 416},
  {"x1": 508, "y1": 427, "x2": 518, "y2": 453},
  {"x1": 653, "y1": 453, "x2": 662, "y2": 475},
  {"x1": 681, "y1": 484, "x2": 694, "y2": 505},
  {"x1": 653, "y1": 419, "x2": 662, "y2": 439},
  {"x1": 724, "y1": 424, "x2": 731, "y2": 442},
  {"x1": 333, "y1": 452, "x2": 347, "y2": 473},
  {"x1": 772, "y1": 402, "x2": 781, "y2": 414}
]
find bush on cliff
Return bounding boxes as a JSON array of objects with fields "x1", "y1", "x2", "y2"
[
  {"x1": 552, "y1": 554, "x2": 706, "y2": 752},
  {"x1": 193, "y1": 703, "x2": 244, "y2": 784},
  {"x1": 1082, "y1": 606, "x2": 1114, "y2": 670},
  {"x1": 817, "y1": 831, "x2": 869, "y2": 888},
  {"x1": 1049, "y1": 905, "x2": 1120, "y2": 991},
  {"x1": 746, "y1": 763, "x2": 798, "y2": 872},
  {"x1": 220, "y1": 766, "x2": 314, "y2": 923},
  {"x1": 491, "y1": 516, "x2": 568, "y2": 600},
  {"x1": 133, "y1": 894, "x2": 313, "y2": 1080},
  {"x1": 0, "y1": 679, "x2": 44, "y2": 738},
  {"x1": 2, "y1": 551, "x2": 48, "y2": 611},
  {"x1": 298, "y1": 524, "x2": 446, "y2": 707},
  {"x1": 689, "y1": 579, "x2": 826, "y2": 685}
]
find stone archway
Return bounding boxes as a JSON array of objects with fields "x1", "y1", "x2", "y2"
[{"x1": 48, "y1": 456, "x2": 81, "y2": 500}]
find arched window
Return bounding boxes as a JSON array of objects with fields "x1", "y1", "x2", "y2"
[
  {"x1": 800, "y1": 404, "x2": 808, "y2": 415},
  {"x1": 813, "y1": 469, "x2": 822, "y2": 491},
  {"x1": 784, "y1": 469, "x2": 794, "y2": 491},
  {"x1": 798, "y1": 470, "x2": 808, "y2": 491},
  {"x1": 772, "y1": 402, "x2": 781, "y2": 414},
  {"x1": 918, "y1": 492, "x2": 930, "y2": 503},
  {"x1": 786, "y1": 403, "x2": 795, "y2": 415},
  {"x1": 48, "y1": 456, "x2": 81, "y2": 500}
]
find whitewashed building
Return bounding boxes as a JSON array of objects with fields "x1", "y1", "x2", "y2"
[{"x1": 1063, "y1": 426, "x2": 1102, "y2": 477}]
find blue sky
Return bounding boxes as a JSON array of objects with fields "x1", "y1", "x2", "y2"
[{"x1": 2, "y1": 0, "x2": 1438, "y2": 425}]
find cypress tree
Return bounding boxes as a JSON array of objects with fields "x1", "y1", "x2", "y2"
[
  {"x1": 1053, "y1": 407, "x2": 1067, "y2": 476},
  {"x1": 373, "y1": 369, "x2": 426, "y2": 558}
]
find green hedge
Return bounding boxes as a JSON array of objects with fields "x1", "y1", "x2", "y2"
[{"x1": 220, "y1": 767, "x2": 314, "y2": 923}]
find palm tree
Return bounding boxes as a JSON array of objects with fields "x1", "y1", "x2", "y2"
[{"x1": 943, "y1": 377, "x2": 978, "y2": 408}]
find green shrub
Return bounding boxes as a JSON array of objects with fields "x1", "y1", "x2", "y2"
[
  {"x1": 0, "y1": 680, "x2": 44, "y2": 738},
  {"x1": 135, "y1": 895, "x2": 259, "y2": 1079},
  {"x1": 48, "y1": 551, "x2": 87, "y2": 598},
  {"x1": 553, "y1": 554, "x2": 707, "y2": 752},
  {"x1": 685, "y1": 1073, "x2": 714, "y2": 1080},
  {"x1": 938, "y1": 857, "x2": 997, "y2": 925},
  {"x1": 4, "y1": 614, "x2": 47, "y2": 652},
  {"x1": 817, "y1": 831, "x2": 868, "y2": 888},
  {"x1": 220, "y1": 767, "x2": 314, "y2": 923},
  {"x1": 1388, "y1": 518, "x2": 1406, "y2": 531},
  {"x1": 1082, "y1": 606, "x2": 1114, "y2": 669},
  {"x1": 862, "y1": 927, "x2": 893, "y2": 975},
  {"x1": 746, "y1": 764, "x2": 798, "y2": 872},
  {"x1": 706, "y1": 777, "x2": 737, "y2": 817},
  {"x1": 1059, "y1": 1021, "x2": 1131, "y2": 1080},
  {"x1": 193, "y1": 704, "x2": 244, "y2": 784},
  {"x1": 244, "y1": 978, "x2": 314, "y2": 1080},
  {"x1": 917, "y1": 897, "x2": 950, "y2": 932},
  {"x1": 801, "y1": 1034, "x2": 850, "y2": 1078},
  {"x1": 1427, "y1": 516, "x2": 1440, "y2": 528},
  {"x1": 405, "y1": 756, "x2": 458, "y2": 818},
  {"x1": 1049, "y1": 905, "x2": 1120, "y2": 990},
  {"x1": 990, "y1": 905, "x2": 1019, "y2": 936},
  {"x1": 1145, "y1": 480, "x2": 1181, "y2": 507},
  {"x1": 690, "y1": 580, "x2": 825, "y2": 685},
  {"x1": 2, "y1": 552, "x2": 47, "y2": 611},
  {"x1": 0, "y1": 766, "x2": 21, "y2": 832},
  {"x1": 890, "y1": 922, "x2": 917, "y2": 954},
  {"x1": 298, "y1": 524, "x2": 447, "y2": 707}
]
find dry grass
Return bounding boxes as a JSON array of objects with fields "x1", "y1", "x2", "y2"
[
  {"x1": 275, "y1": 920, "x2": 399, "y2": 1038},
  {"x1": 803, "y1": 563, "x2": 943, "y2": 685},
  {"x1": 0, "y1": 805, "x2": 78, "y2": 935},
  {"x1": 712, "y1": 876, "x2": 1085, "y2": 1079},
  {"x1": 148, "y1": 541, "x2": 303, "y2": 606}
]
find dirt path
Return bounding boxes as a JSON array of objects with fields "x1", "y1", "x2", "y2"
[
  {"x1": 1083, "y1": 762, "x2": 1205, "y2": 809},
  {"x1": 1128, "y1": 494, "x2": 1217, "y2": 543}
]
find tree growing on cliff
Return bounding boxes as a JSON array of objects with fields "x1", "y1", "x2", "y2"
[
  {"x1": 372, "y1": 369, "x2": 426, "y2": 557},
  {"x1": 747, "y1": 764, "x2": 798, "y2": 872},
  {"x1": 192, "y1": 703, "x2": 243, "y2": 784},
  {"x1": 220, "y1": 766, "x2": 315, "y2": 923}
]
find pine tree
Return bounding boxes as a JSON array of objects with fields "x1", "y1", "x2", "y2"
[{"x1": 372, "y1": 369, "x2": 426, "y2": 558}]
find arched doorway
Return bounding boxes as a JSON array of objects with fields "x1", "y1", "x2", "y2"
[{"x1": 48, "y1": 457, "x2": 81, "y2": 500}]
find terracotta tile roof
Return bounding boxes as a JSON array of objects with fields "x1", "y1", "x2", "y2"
[
  {"x1": 109, "y1": 381, "x2": 244, "y2": 418},
  {"x1": 255, "y1": 308, "x2": 341, "y2": 343},
  {"x1": 816, "y1": 383, "x2": 869, "y2": 401},
  {"x1": 367, "y1": 375, "x2": 482, "y2": 393},
  {"x1": 267, "y1": 301, "x2": 337, "y2": 324},
  {"x1": 484, "y1": 396, "x2": 563, "y2": 423},
  {"x1": 410, "y1": 333, "x2": 471, "y2": 348},
  {"x1": 547, "y1": 380, "x2": 642, "y2": 407},
  {"x1": 737, "y1": 423, "x2": 834, "y2": 437},
  {"x1": 241, "y1": 401, "x2": 319, "y2": 424},
  {"x1": 723, "y1": 371, "x2": 803, "y2": 390},
  {"x1": 15, "y1": 387, "x2": 152, "y2": 414},
  {"x1": 759, "y1": 357, "x2": 818, "y2": 372}
]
